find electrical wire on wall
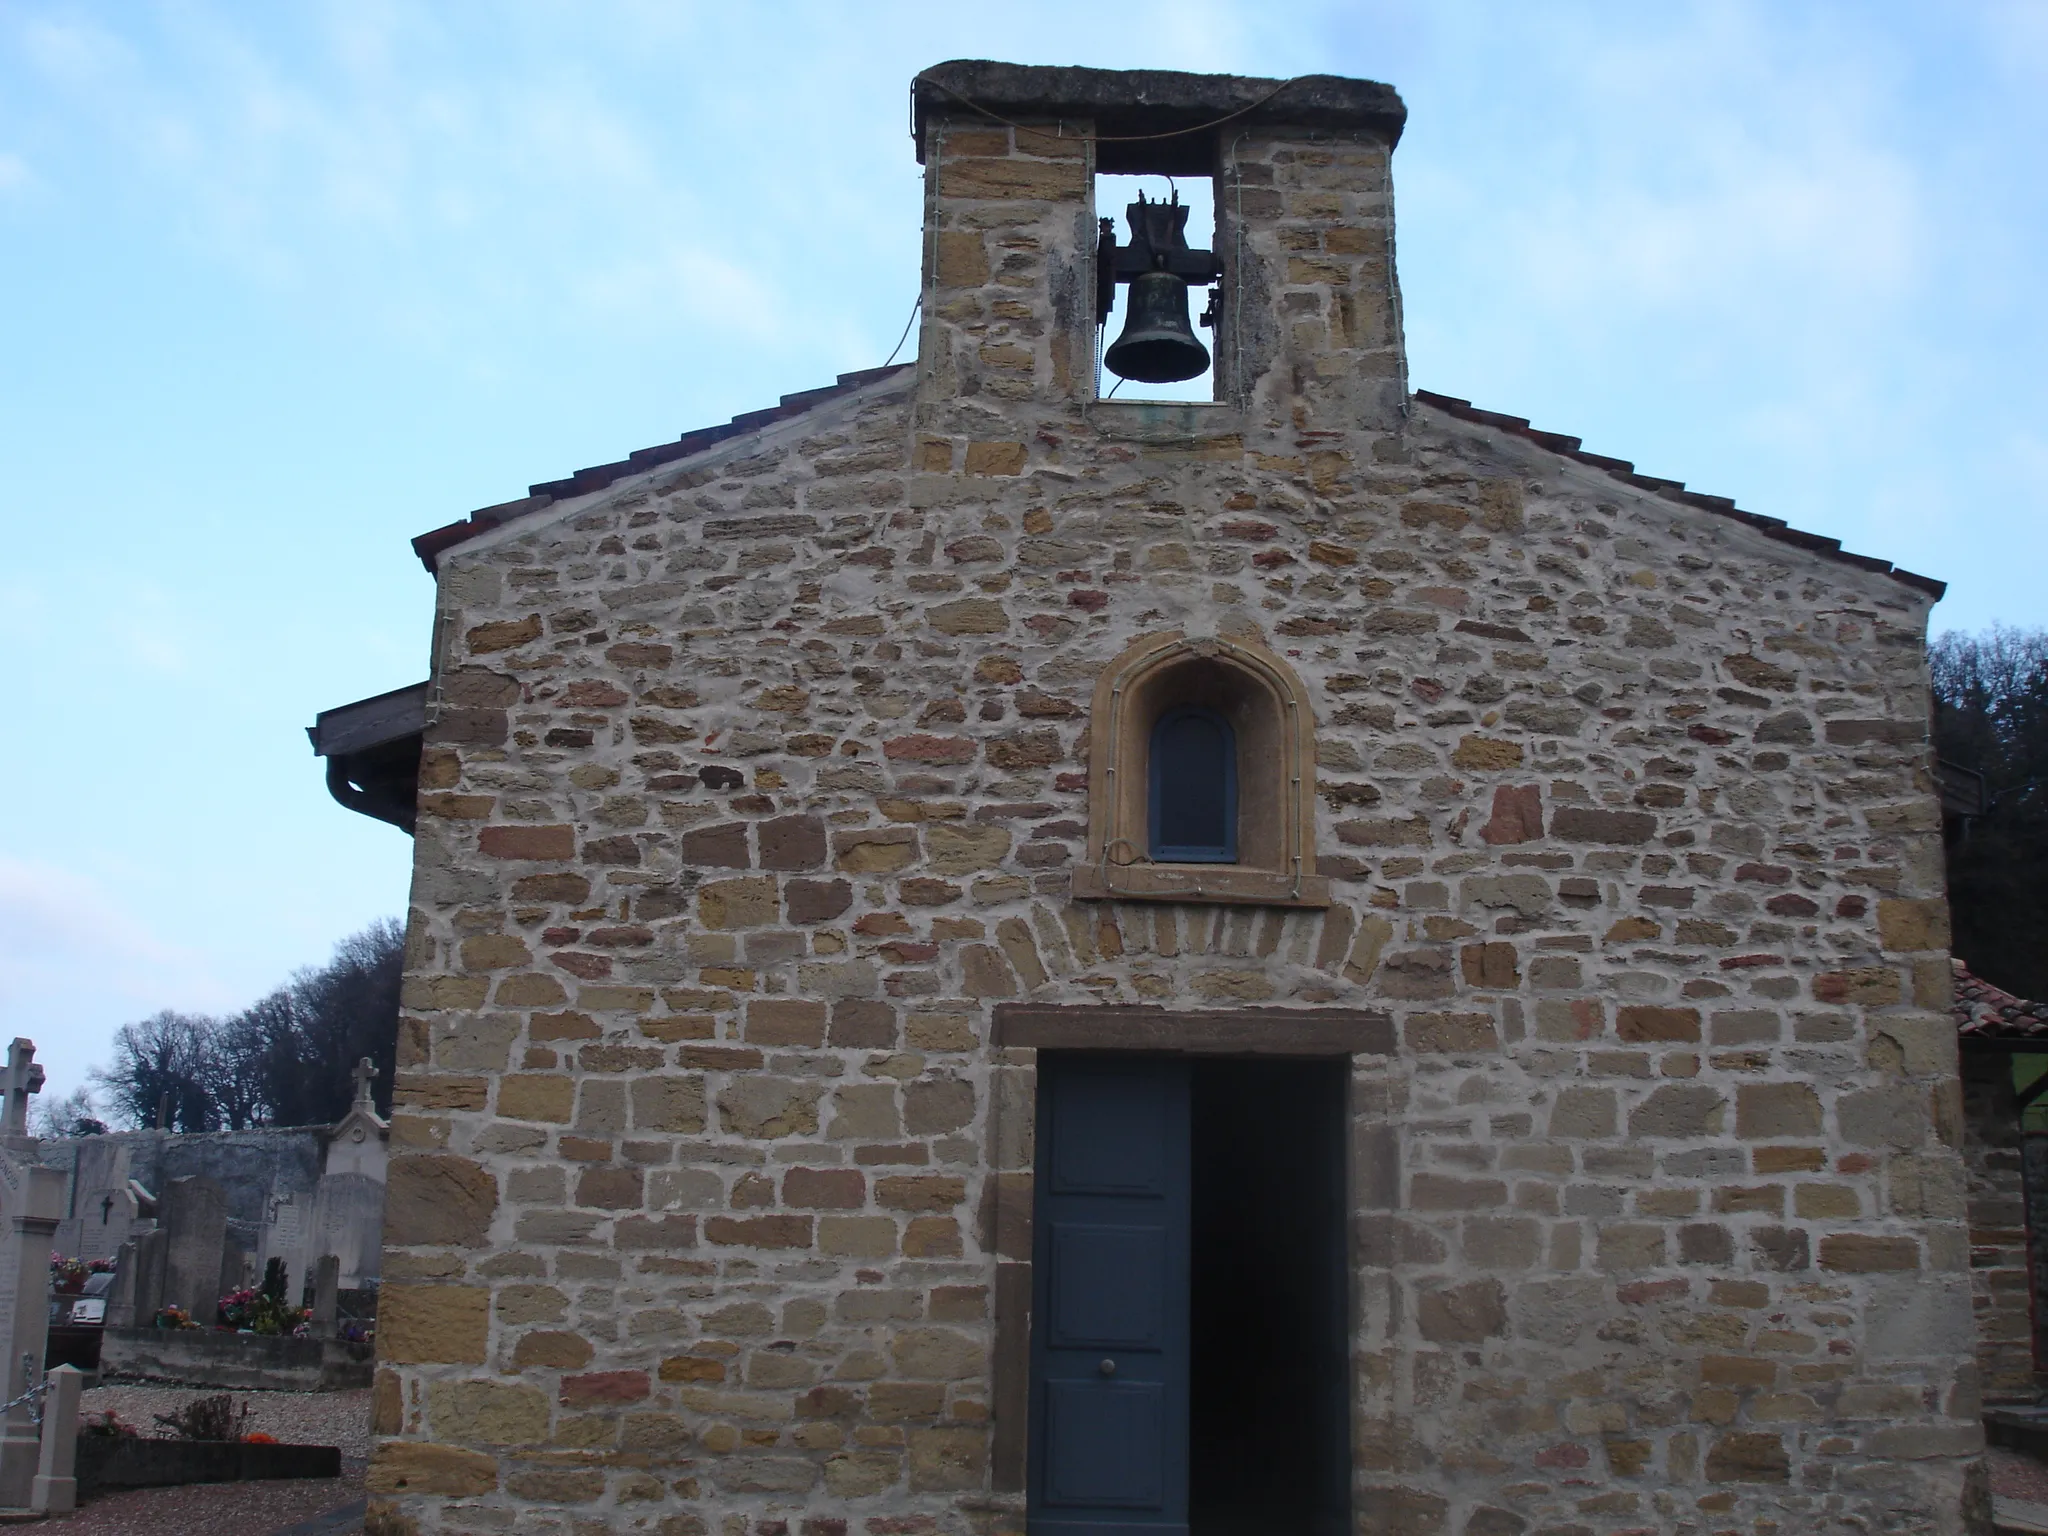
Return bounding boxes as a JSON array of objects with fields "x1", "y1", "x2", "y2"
[{"x1": 881, "y1": 296, "x2": 922, "y2": 369}]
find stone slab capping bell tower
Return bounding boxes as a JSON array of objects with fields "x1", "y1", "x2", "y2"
[{"x1": 365, "y1": 58, "x2": 1984, "y2": 1536}]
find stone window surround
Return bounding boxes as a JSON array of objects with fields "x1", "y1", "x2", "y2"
[
  {"x1": 1071, "y1": 631, "x2": 1331, "y2": 908},
  {"x1": 984, "y1": 1003, "x2": 1394, "y2": 1492}
]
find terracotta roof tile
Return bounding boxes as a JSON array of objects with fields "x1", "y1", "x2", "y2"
[
  {"x1": 411, "y1": 364, "x2": 913, "y2": 572},
  {"x1": 1413, "y1": 390, "x2": 1945, "y2": 600},
  {"x1": 1954, "y1": 959, "x2": 2048, "y2": 1043}
]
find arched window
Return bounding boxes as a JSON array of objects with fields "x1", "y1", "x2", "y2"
[
  {"x1": 1074, "y1": 632, "x2": 1329, "y2": 908},
  {"x1": 1148, "y1": 706, "x2": 1237, "y2": 862}
]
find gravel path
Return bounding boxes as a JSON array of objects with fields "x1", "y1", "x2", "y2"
[
  {"x1": 38, "y1": 1386, "x2": 369, "y2": 1535},
  {"x1": 39, "y1": 1473, "x2": 364, "y2": 1535}
]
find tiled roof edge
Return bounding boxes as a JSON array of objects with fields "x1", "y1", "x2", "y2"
[
  {"x1": 411, "y1": 364, "x2": 914, "y2": 573},
  {"x1": 1413, "y1": 390, "x2": 1946, "y2": 601},
  {"x1": 1954, "y1": 958, "x2": 2048, "y2": 1043}
]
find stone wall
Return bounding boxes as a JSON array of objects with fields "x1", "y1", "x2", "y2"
[
  {"x1": 99, "y1": 1327, "x2": 374, "y2": 1392},
  {"x1": 371, "y1": 76, "x2": 1982, "y2": 1536},
  {"x1": 1959, "y1": 1054, "x2": 2038, "y2": 1403}
]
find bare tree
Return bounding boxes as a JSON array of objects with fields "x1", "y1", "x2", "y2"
[
  {"x1": 30, "y1": 1086, "x2": 107, "y2": 1138},
  {"x1": 91, "y1": 1011, "x2": 221, "y2": 1132},
  {"x1": 1933, "y1": 626, "x2": 2048, "y2": 1001},
  {"x1": 87, "y1": 919, "x2": 405, "y2": 1130}
]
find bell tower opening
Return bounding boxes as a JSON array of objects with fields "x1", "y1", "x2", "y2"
[{"x1": 1094, "y1": 172, "x2": 1218, "y2": 403}]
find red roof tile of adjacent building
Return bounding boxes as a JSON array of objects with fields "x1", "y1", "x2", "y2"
[
  {"x1": 1954, "y1": 959, "x2": 2048, "y2": 1043},
  {"x1": 1414, "y1": 391, "x2": 1945, "y2": 600}
]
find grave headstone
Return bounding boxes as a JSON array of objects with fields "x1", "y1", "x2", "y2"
[
  {"x1": 61, "y1": 1141, "x2": 134, "y2": 1264},
  {"x1": 0, "y1": 1148, "x2": 65, "y2": 1507},
  {"x1": 102, "y1": 1237, "x2": 139, "y2": 1331},
  {"x1": 159, "y1": 1176, "x2": 228, "y2": 1318},
  {"x1": 311, "y1": 1253, "x2": 340, "y2": 1336},
  {"x1": 130, "y1": 1227, "x2": 166, "y2": 1324},
  {"x1": 218, "y1": 1231, "x2": 250, "y2": 1311}
]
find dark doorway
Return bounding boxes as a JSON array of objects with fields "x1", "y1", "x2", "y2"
[
  {"x1": 1027, "y1": 1053, "x2": 1350, "y2": 1535},
  {"x1": 1189, "y1": 1057, "x2": 1351, "y2": 1535}
]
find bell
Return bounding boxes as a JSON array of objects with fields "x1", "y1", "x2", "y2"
[{"x1": 1104, "y1": 269, "x2": 1211, "y2": 384}]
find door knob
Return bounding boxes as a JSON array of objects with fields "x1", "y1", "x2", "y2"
[{"x1": 1098, "y1": 1358, "x2": 1116, "y2": 1377}]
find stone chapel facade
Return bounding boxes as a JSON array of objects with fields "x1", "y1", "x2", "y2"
[{"x1": 353, "y1": 61, "x2": 1985, "y2": 1536}]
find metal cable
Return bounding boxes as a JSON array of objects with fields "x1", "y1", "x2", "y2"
[{"x1": 881, "y1": 296, "x2": 922, "y2": 369}]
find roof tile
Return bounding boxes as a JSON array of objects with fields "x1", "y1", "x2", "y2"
[
  {"x1": 411, "y1": 364, "x2": 912, "y2": 572},
  {"x1": 1413, "y1": 389, "x2": 1945, "y2": 600},
  {"x1": 1954, "y1": 959, "x2": 2048, "y2": 1043}
]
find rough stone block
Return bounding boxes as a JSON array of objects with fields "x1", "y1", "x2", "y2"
[
  {"x1": 1736, "y1": 1083, "x2": 1822, "y2": 1139},
  {"x1": 1627, "y1": 1085, "x2": 1726, "y2": 1139},
  {"x1": 1617, "y1": 1006, "x2": 1701, "y2": 1043},
  {"x1": 380, "y1": 1284, "x2": 490, "y2": 1364},
  {"x1": 1877, "y1": 897, "x2": 1950, "y2": 953},
  {"x1": 478, "y1": 825, "x2": 574, "y2": 861},
  {"x1": 1415, "y1": 1279, "x2": 1507, "y2": 1343},
  {"x1": 746, "y1": 999, "x2": 828, "y2": 1047},
  {"x1": 759, "y1": 814, "x2": 829, "y2": 871},
  {"x1": 1549, "y1": 1087, "x2": 1617, "y2": 1139},
  {"x1": 385, "y1": 1155, "x2": 498, "y2": 1247},
  {"x1": 428, "y1": 1380, "x2": 551, "y2": 1445},
  {"x1": 679, "y1": 822, "x2": 750, "y2": 868},
  {"x1": 1818, "y1": 1234, "x2": 1920, "y2": 1272},
  {"x1": 1552, "y1": 807, "x2": 1657, "y2": 844},
  {"x1": 1814, "y1": 967, "x2": 1903, "y2": 1006},
  {"x1": 699, "y1": 877, "x2": 780, "y2": 929},
  {"x1": 1404, "y1": 1012, "x2": 1499, "y2": 1052},
  {"x1": 367, "y1": 1442, "x2": 498, "y2": 1497}
]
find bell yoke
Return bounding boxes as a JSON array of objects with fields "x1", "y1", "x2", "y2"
[{"x1": 1097, "y1": 191, "x2": 1223, "y2": 385}]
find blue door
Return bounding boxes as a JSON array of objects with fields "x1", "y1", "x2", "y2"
[{"x1": 1028, "y1": 1056, "x2": 1191, "y2": 1535}]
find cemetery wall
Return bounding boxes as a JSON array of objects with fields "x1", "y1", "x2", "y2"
[{"x1": 36, "y1": 1125, "x2": 386, "y2": 1292}]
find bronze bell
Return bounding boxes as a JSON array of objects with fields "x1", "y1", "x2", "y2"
[
  {"x1": 1101, "y1": 192, "x2": 1216, "y2": 386},
  {"x1": 1105, "y1": 269, "x2": 1211, "y2": 384}
]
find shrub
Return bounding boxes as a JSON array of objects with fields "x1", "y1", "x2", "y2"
[{"x1": 152, "y1": 1395, "x2": 249, "y2": 1442}]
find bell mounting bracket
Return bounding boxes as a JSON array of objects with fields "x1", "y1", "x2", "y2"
[{"x1": 1095, "y1": 192, "x2": 1223, "y2": 327}]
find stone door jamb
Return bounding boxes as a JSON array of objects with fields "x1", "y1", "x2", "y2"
[{"x1": 984, "y1": 1003, "x2": 1394, "y2": 1493}]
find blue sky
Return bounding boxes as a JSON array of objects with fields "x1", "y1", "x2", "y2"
[{"x1": 4, "y1": 1, "x2": 2043, "y2": 1108}]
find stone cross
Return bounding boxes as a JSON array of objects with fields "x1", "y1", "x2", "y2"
[
  {"x1": 1, "y1": 1042, "x2": 44, "y2": 1138},
  {"x1": 351, "y1": 1056, "x2": 378, "y2": 1107}
]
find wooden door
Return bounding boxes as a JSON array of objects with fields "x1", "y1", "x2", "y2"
[{"x1": 1027, "y1": 1055, "x2": 1191, "y2": 1535}]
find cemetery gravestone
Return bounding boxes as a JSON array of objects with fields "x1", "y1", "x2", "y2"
[
  {"x1": 103, "y1": 1238, "x2": 140, "y2": 1331},
  {"x1": 159, "y1": 1176, "x2": 228, "y2": 1319},
  {"x1": 311, "y1": 1254, "x2": 340, "y2": 1336}
]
